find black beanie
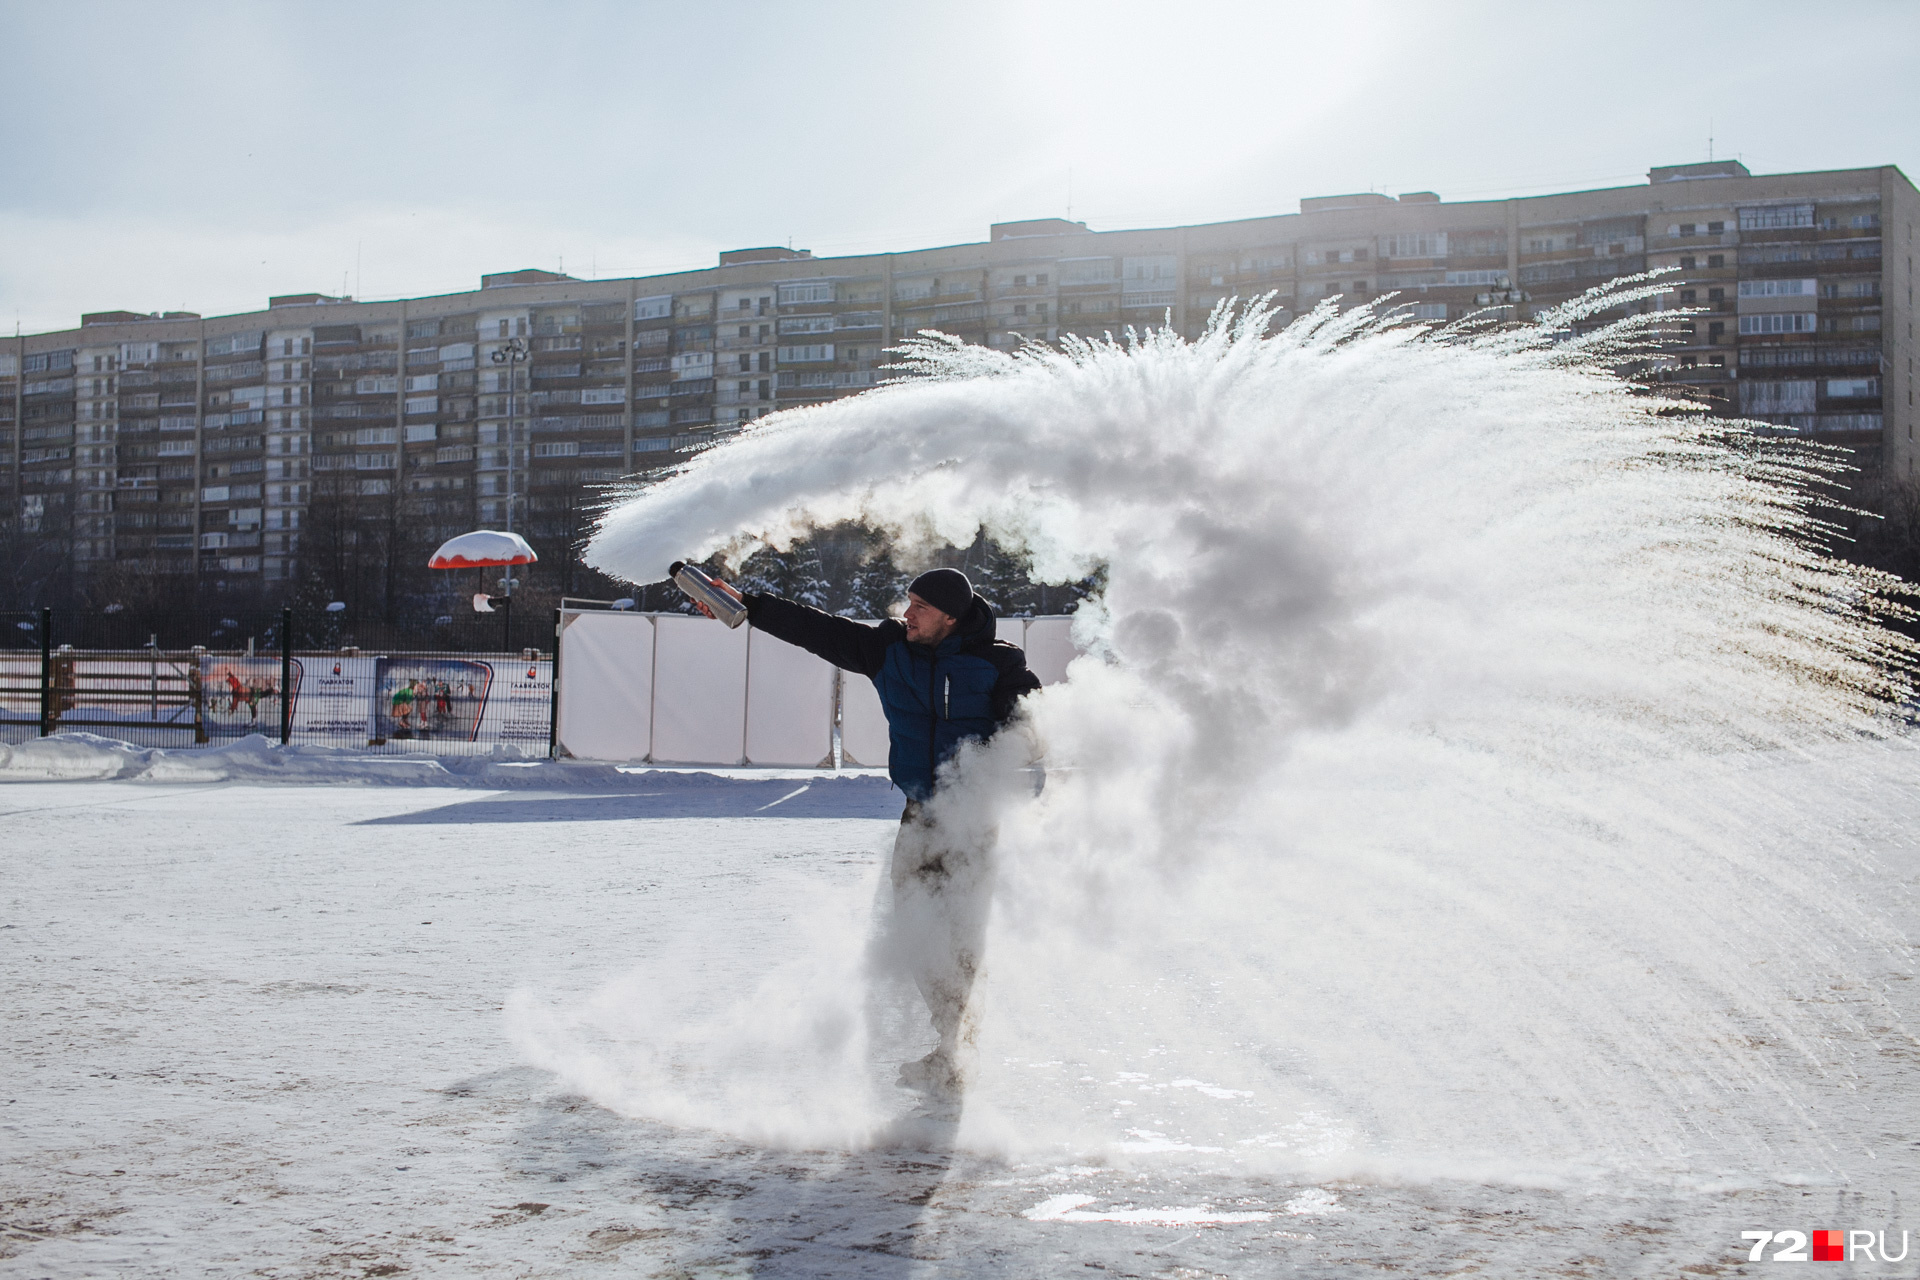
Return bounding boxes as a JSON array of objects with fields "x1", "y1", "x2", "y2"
[{"x1": 908, "y1": 568, "x2": 974, "y2": 620}]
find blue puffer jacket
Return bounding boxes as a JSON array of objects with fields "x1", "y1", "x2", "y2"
[{"x1": 743, "y1": 591, "x2": 1041, "y2": 800}]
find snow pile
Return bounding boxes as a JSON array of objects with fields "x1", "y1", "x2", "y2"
[
  {"x1": 541, "y1": 293, "x2": 1917, "y2": 1178},
  {"x1": 0, "y1": 731, "x2": 544, "y2": 785},
  {"x1": 0, "y1": 731, "x2": 890, "y2": 797}
]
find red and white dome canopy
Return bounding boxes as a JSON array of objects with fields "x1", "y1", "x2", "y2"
[{"x1": 429, "y1": 530, "x2": 538, "y2": 569}]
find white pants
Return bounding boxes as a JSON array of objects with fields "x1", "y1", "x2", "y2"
[{"x1": 889, "y1": 801, "x2": 996, "y2": 1059}]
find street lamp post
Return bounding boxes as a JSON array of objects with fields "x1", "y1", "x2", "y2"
[{"x1": 488, "y1": 337, "x2": 530, "y2": 536}]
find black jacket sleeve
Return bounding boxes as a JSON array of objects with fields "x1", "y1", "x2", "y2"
[
  {"x1": 743, "y1": 592, "x2": 900, "y2": 678},
  {"x1": 983, "y1": 641, "x2": 1043, "y2": 725}
]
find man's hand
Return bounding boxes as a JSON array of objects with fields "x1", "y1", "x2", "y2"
[{"x1": 693, "y1": 577, "x2": 745, "y2": 620}]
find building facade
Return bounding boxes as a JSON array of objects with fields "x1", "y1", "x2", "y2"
[{"x1": 2, "y1": 159, "x2": 1913, "y2": 608}]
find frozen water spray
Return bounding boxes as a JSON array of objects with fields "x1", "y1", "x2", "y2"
[{"x1": 511, "y1": 290, "x2": 1919, "y2": 1182}]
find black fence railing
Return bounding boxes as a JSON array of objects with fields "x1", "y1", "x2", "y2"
[
  {"x1": 1, "y1": 609, "x2": 556, "y2": 757},
  {"x1": 0, "y1": 602, "x2": 568, "y2": 656}
]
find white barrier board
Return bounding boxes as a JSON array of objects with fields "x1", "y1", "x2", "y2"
[
  {"x1": 835, "y1": 620, "x2": 890, "y2": 768},
  {"x1": 1023, "y1": 617, "x2": 1078, "y2": 685},
  {"x1": 554, "y1": 612, "x2": 1082, "y2": 767},
  {"x1": 557, "y1": 613, "x2": 655, "y2": 762},
  {"x1": 839, "y1": 671, "x2": 890, "y2": 769},
  {"x1": 650, "y1": 615, "x2": 749, "y2": 764},
  {"x1": 745, "y1": 628, "x2": 834, "y2": 766}
]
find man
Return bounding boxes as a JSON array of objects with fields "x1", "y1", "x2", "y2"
[{"x1": 699, "y1": 567, "x2": 1041, "y2": 1095}]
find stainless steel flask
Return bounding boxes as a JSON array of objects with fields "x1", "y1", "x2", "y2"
[{"x1": 669, "y1": 561, "x2": 749, "y2": 629}]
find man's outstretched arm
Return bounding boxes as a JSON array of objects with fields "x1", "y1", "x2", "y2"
[{"x1": 743, "y1": 592, "x2": 898, "y2": 677}]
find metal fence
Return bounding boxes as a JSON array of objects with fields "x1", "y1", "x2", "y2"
[
  {"x1": 5, "y1": 605, "x2": 1083, "y2": 764},
  {"x1": 1, "y1": 608, "x2": 556, "y2": 756},
  {"x1": 0, "y1": 603, "x2": 556, "y2": 657}
]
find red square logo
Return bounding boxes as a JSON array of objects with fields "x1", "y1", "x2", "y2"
[{"x1": 1812, "y1": 1230, "x2": 1845, "y2": 1261}]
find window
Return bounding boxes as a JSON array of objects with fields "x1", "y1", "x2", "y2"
[
  {"x1": 1708, "y1": 221, "x2": 1724, "y2": 234},
  {"x1": 1707, "y1": 287, "x2": 1724, "y2": 302},
  {"x1": 778, "y1": 316, "x2": 834, "y2": 335},
  {"x1": 1036, "y1": 273, "x2": 1048, "y2": 285},
  {"x1": 1381, "y1": 232, "x2": 1446, "y2": 259},
  {"x1": 1411, "y1": 303, "x2": 1448, "y2": 321},
  {"x1": 1737, "y1": 279, "x2": 1815, "y2": 298},
  {"x1": 1740, "y1": 380, "x2": 1818, "y2": 413},
  {"x1": 738, "y1": 325, "x2": 750, "y2": 339},
  {"x1": 498, "y1": 320, "x2": 509, "y2": 338},
  {"x1": 1817, "y1": 413, "x2": 1882, "y2": 433},
  {"x1": 1013, "y1": 274, "x2": 1028, "y2": 286},
  {"x1": 1057, "y1": 257, "x2": 1115, "y2": 285},
  {"x1": 1739, "y1": 205, "x2": 1814, "y2": 232},
  {"x1": 1446, "y1": 270, "x2": 1507, "y2": 286},
  {"x1": 776, "y1": 343, "x2": 834, "y2": 363},
  {"x1": 1678, "y1": 223, "x2": 1696, "y2": 236},
  {"x1": 1679, "y1": 256, "x2": 1696, "y2": 270},
  {"x1": 1680, "y1": 290, "x2": 1697, "y2": 303},
  {"x1": 1013, "y1": 304, "x2": 1027, "y2": 317},
  {"x1": 1739, "y1": 314, "x2": 1817, "y2": 335},
  {"x1": 1707, "y1": 254, "x2": 1725, "y2": 269},
  {"x1": 1852, "y1": 213, "x2": 1880, "y2": 230},
  {"x1": 1827, "y1": 378, "x2": 1879, "y2": 398},
  {"x1": 1708, "y1": 321, "x2": 1725, "y2": 340},
  {"x1": 777, "y1": 282, "x2": 835, "y2": 306},
  {"x1": 634, "y1": 296, "x2": 672, "y2": 321},
  {"x1": 1123, "y1": 255, "x2": 1178, "y2": 283}
]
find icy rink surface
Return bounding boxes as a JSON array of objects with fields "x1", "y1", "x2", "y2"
[{"x1": 1, "y1": 754, "x2": 1915, "y2": 1278}]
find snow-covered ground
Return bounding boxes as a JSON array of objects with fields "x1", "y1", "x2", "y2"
[{"x1": 3, "y1": 735, "x2": 1917, "y2": 1277}]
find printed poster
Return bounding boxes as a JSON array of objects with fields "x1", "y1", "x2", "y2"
[
  {"x1": 371, "y1": 657, "x2": 492, "y2": 744},
  {"x1": 475, "y1": 657, "x2": 554, "y2": 745},
  {"x1": 199, "y1": 656, "x2": 297, "y2": 739},
  {"x1": 289, "y1": 656, "x2": 378, "y2": 742}
]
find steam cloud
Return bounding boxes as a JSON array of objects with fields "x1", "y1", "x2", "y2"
[{"x1": 512, "y1": 293, "x2": 1917, "y2": 1181}]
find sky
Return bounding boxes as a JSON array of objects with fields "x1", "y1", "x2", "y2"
[{"x1": 2, "y1": 0, "x2": 1916, "y2": 336}]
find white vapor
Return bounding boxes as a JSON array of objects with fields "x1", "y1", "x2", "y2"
[{"x1": 514, "y1": 294, "x2": 1918, "y2": 1181}]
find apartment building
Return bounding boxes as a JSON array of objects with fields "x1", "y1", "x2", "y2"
[{"x1": 2, "y1": 158, "x2": 1912, "y2": 605}]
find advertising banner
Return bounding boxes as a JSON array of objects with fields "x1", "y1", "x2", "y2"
[
  {"x1": 371, "y1": 657, "x2": 493, "y2": 744},
  {"x1": 473, "y1": 657, "x2": 554, "y2": 747},
  {"x1": 289, "y1": 656, "x2": 378, "y2": 742},
  {"x1": 200, "y1": 656, "x2": 296, "y2": 739}
]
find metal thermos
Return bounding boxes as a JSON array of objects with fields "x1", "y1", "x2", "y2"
[{"x1": 669, "y1": 561, "x2": 749, "y2": 629}]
